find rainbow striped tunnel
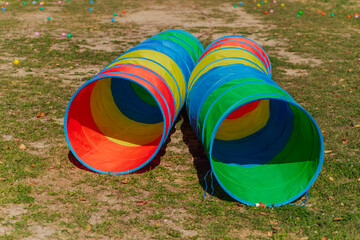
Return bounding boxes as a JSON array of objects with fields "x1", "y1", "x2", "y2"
[
  {"x1": 186, "y1": 36, "x2": 324, "y2": 206},
  {"x1": 64, "y1": 30, "x2": 204, "y2": 174}
]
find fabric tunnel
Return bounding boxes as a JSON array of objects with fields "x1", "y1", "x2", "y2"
[
  {"x1": 186, "y1": 35, "x2": 324, "y2": 206},
  {"x1": 64, "y1": 29, "x2": 204, "y2": 174}
]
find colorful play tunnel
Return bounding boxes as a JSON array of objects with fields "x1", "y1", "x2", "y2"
[
  {"x1": 64, "y1": 29, "x2": 204, "y2": 174},
  {"x1": 186, "y1": 35, "x2": 324, "y2": 206}
]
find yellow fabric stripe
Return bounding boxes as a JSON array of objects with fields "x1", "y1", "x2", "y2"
[
  {"x1": 90, "y1": 78, "x2": 163, "y2": 146},
  {"x1": 111, "y1": 50, "x2": 186, "y2": 111},
  {"x1": 215, "y1": 100, "x2": 270, "y2": 141},
  {"x1": 188, "y1": 49, "x2": 267, "y2": 91},
  {"x1": 107, "y1": 58, "x2": 181, "y2": 112}
]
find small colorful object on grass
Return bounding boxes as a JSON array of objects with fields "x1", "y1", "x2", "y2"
[
  {"x1": 5, "y1": 2, "x2": 9, "y2": 5},
  {"x1": 280, "y1": 3, "x2": 284, "y2": 7},
  {"x1": 32, "y1": 1, "x2": 36, "y2": 4},
  {"x1": 67, "y1": 33, "x2": 72, "y2": 38},
  {"x1": 47, "y1": 16, "x2": 51, "y2": 20},
  {"x1": 89, "y1": 7, "x2": 92, "y2": 11},
  {"x1": 35, "y1": 32, "x2": 39, "y2": 37},
  {"x1": 321, "y1": 12, "x2": 325, "y2": 16},
  {"x1": 317, "y1": 10, "x2": 321, "y2": 14},
  {"x1": 1, "y1": 7, "x2": 5, "y2": 11},
  {"x1": 347, "y1": 15, "x2": 351, "y2": 19},
  {"x1": 355, "y1": 13, "x2": 358, "y2": 19},
  {"x1": 58, "y1": 0, "x2": 61, "y2": 4},
  {"x1": 298, "y1": 10, "x2": 303, "y2": 15},
  {"x1": 270, "y1": 9, "x2": 274, "y2": 13},
  {"x1": 234, "y1": 4, "x2": 237, "y2": 8},
  {"x1": 122, "y1": 10, "x2": 126, "y2": 14},
  {"x1": 331, "y1": 13, "x2": 334, "y2": 17},
  {"x1": 23, "y1": 1, "x2": 27, "y2": 5},
  {"x1": 239, "y1": 2, "x2": 243, "y2": 6},
  {"x1": 14, "y1": 59, "x2": 20, "y2": 65},
  {"x1": 40, "y1": 6, "x2": 43, "y2": 10},
  {"x1": 264, "y1": 10, "x2": 268, "y2": 14},
  {"x1": 90, "y1": 0, "x2": 93, "y2": 3},
  {"x1": 39, "y1": 2, "x2": 43, "y2": 5},
  {"x1": 113, "y1": 13, "x2": 117, "y2": 16},
  {"x1": 261, "y1": 1, "x2": 264, "y2": 4},
  {"x1": 61, "y1": 32, "x2": 66, "y2": 37},
  {"x1": 273, "y1": 0, "x2": 276, "y2": 3},
  {"x1": 257, "y1": 3, "x2": 260, "y2": 7},
  {"x1": 111, "y1": 18, "x2": 115, "y2": 22}
]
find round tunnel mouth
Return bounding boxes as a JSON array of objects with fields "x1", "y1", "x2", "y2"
[
  {"x1": 64, "y1": 30, "x2": 204, "y2": 175},
  {"x1": 208, "y1": 98, "x2": 324, "y2": 206},
  {"x1": 64, "y1": 75, "x2": 169, "y2": 174}
]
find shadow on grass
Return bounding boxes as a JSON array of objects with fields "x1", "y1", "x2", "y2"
[{"x1": 179, "y1": 108, "x2": 235, "y2": 203}]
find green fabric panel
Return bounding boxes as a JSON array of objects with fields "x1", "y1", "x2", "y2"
[
  {"x1": 198, "y1": 80, "x2": 291, "y2": 150},
  {"x1": 151, "y1": 36, "x2": 198, "y2": 63},
  {"x1": 130, "y1": 82, "x2": 158, "y2": 107},
  {"x1": 156, "y1": 32, "x2": 203, "y2": 59},
  {"x1": 211, "y1": 104, "x2": 321, "y2": 205}
]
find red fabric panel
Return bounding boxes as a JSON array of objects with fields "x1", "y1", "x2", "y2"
[{"x1": 226, "y1": 100, "x2": 261, "y2": 119}]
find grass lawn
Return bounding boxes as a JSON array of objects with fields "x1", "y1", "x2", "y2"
[{"x1": 0, "y1": 0, "x2": 359, "y2": 239}]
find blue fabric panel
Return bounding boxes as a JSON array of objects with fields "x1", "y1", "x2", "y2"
[
  {"x1": 110, "y1": 79, "x2": 163, "y2": 124},
  {"x1": 186, "y1": 64, "x2": 271, "y2": 138},
  {"x1": 212, "y1": 100, "x2": 294, "y2": 167}
]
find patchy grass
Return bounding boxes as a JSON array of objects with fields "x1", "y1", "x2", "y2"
[{"x1": 0, "y1": 0, "x2": 359, "y2": 239}]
